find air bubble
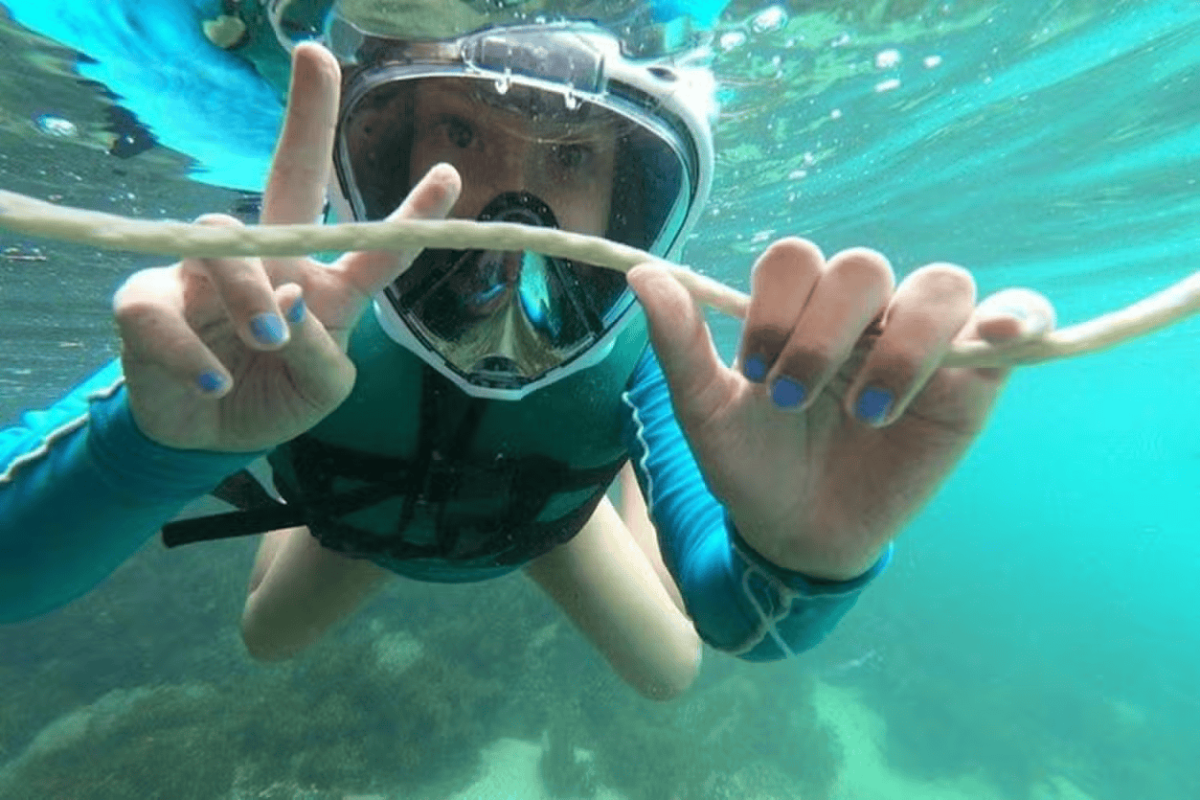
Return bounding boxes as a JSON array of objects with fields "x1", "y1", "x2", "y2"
[
  {"x1": 875, "y1": 49, "x2": 902, "y2": 69},
  {"x1": 719, "y1": 31, "x2": 747, "y2": 52},
  {"x1": 34, "y1": 114, "x2": 77, "y2": 138},
  {"x1": 494, "y1": 68, "x2": 512, "y2": 95},
  {"x1": 751, "y1": 6, "x2": 788, "y2": 34}
]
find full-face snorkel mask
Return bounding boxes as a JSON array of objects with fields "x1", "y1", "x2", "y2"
[{"x1": 263, "y1": 2, "x2": 717, "y2": 399}]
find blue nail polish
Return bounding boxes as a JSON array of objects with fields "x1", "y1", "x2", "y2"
[
  {"x1": 771, "y1": 377, "x2": 807, "y2": 408},
  {"x1": 743, "y1": 354, "x2": 769, "y2": 383},
  {"x1": 198, "y1": 371, "x2": 226, "y2": 394},
  {"x1": 856, "y1": 386, "x2": 894, "y2": 424},
  {"x1": 286, "y1": 297, "x2": 306, "y2": 325},
  {"x1": 250, "y1": 313, "x2": 286, "y2": 346}
]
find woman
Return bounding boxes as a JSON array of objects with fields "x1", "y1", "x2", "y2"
[{"x1": 0, "y1": 1, "x2": 1055, "y2": 700}]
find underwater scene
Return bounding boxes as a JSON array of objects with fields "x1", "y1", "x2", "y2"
[{"x1": 1, "y1": 0, "x2": 1198, "y2": 799}]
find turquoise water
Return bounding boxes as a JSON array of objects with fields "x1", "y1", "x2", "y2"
[{"x1": 1, "y1": 1, "x2": 1198, "y2": 799}]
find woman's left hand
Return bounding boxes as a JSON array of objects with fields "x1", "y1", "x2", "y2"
[{"x1": 628, "y1": 237, "x2": 1055, "y2": 580}]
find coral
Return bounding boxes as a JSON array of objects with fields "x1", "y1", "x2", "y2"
[
  {"x1": 579, "y1": 667, "x2": 841, "y2": 800},
  {"x1": 231, "y1": 635, "x2": 507, "y2": 795},
  {"x1": 538, "y1": 699, "x2": 600, "y2": 799},
  {"x1": 3, "y1": 543, "x2": 842, "y2": 800},
  {"x1": 0, "y1": 620, "x2": 510, "y2": 800},
  {"x1": 0, "y1": 684, "x2": 237, "y2": 800}
]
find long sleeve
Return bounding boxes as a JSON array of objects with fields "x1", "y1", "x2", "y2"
[
  {"x1": 0, "y1": 360, "x2": 258, "y2": 622},
  {"x1": 620, "y1": 348, "x2": 891, "y2": 662}
]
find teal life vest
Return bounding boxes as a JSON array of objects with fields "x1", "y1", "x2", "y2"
[{"x1": 162, "y1": 305, "x2": 649, "y2": 579}]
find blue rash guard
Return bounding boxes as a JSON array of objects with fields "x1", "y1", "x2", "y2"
[{"x1": 0, "y1": 352, "x2": 888, "y2": 660}]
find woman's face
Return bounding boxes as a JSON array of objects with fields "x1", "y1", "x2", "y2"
[
  {"x1": 407, "y1": 77, "x2": 618, "y2": 235},
  {"x1": 357, "y1": 75, "x2": 635, "y2": 387}
]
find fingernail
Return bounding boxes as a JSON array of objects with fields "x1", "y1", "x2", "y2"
[
  {"x1": 856, "y1": 386, "x2": 894, "y2": 425},
  {"x1": 770, "y1": 377, "x2": 807, "y2": 408},
  {"x1": 197, "y1": 371, "x2": 226, "y2": 394},
  {"x1": 996, "y1": 304, "x2": 1031, "y2": 322},
  {"x1": 286, "y1": 296, "x2": 306, "y2": 325},
  {"x1": 250, "y1": 313, "x2": 287, "y2": 346},
  {"x1": 993, "y1": 303, "x2": 1048, "y2": 336},
  {"x1": 742, "y1": 354, "x2": 769, "y2": 383}
]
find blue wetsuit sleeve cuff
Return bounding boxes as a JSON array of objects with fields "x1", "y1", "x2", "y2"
[
  {"x1": 720, "y1": 514, "x2": 892, "y2": 661},
  {"x1": 726, "y1": 512, "x2": 893, "y2": 596}
]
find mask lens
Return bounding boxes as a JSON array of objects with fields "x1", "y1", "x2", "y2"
[
  {"x1": 339, "y1": 74, "x2": 690, "y2": 251},
  {"x1": 337, "y1": 71, "x2": 694, "y2": 393}
]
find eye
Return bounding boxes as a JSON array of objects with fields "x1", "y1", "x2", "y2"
[
  {"x1": 445, "y1": 117, "x2": 474, "y2": 148},
  {"x1": 552, "y1": 143, "x2": 591, "y2": 171}
]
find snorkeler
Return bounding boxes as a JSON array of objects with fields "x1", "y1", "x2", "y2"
[{"x1": 0, "y1": 0, "x2": 1055, "y2": 699}]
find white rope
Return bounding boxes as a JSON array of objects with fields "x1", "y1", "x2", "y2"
[{"x1": 2, "y1": 187, "x2": 1197, "y2": 369}]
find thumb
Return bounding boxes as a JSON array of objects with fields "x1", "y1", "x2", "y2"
[{"x1": 627, "y1": 263, "x2": 729, "y2": 418}]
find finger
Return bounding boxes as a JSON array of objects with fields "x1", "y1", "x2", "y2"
[
  {"x1": 950, "y1": 287, "x2": 1057, "y2": 384},
  {"x1": 737, "y1": 237, "x2": 822, "y2": 383},
  {"x1": 627, "y1": 263, "x2": 730, "y2": 422},
  {"x1": 183, "y1": 214, "x2": 289, "y2": 351},
  {"x1": 843, "y1": 263, "x2": 977, "y2": 426},
  {"x1": 332, "y1": 162, "x2": 463, "y2": 312},
  {"x1": 768, "y1": 247, "x2": 894, "y2": 411},
  {"x1": 270, "y1": 283, "x2": 357, "y2": 411},
  {"x1": 113, "y1": 266, "x2": 232, "y2": 397},
  {"x1": 968, "y1": 287, "x2": 1057, "y2": 344},
  {"x1": 261, "y1": 41, "x2": 340, "y2": 226}
]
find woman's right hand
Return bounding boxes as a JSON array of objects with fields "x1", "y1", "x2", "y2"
[{"x1": 112, "y1": 43, "x2": 462, "y2": 453}]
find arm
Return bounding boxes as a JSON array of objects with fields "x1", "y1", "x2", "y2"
[
  {"x1": 0, "y1": 360, "x2": 257, "y2": 622},
  {"x1": 0, "y1": 44, "x2": 461, "y2": 624},
  {"x1": 620, "y1": 236, "x2": 1053, "y2": 660},
  {"x1": 621, "y1": 348, "x2": 889, "y2": 662}
]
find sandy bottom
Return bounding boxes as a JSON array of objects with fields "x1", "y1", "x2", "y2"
[
  {"x1": 441, "y1": 738, "x2": 625, "y2": 800},
  {"x1": 441, "y1": 679, "x2": 1100, "y2": 800}
]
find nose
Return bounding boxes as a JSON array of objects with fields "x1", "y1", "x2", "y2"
[{"x1": 460, "y1": 139, "x2": 540, "y2": 217}]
